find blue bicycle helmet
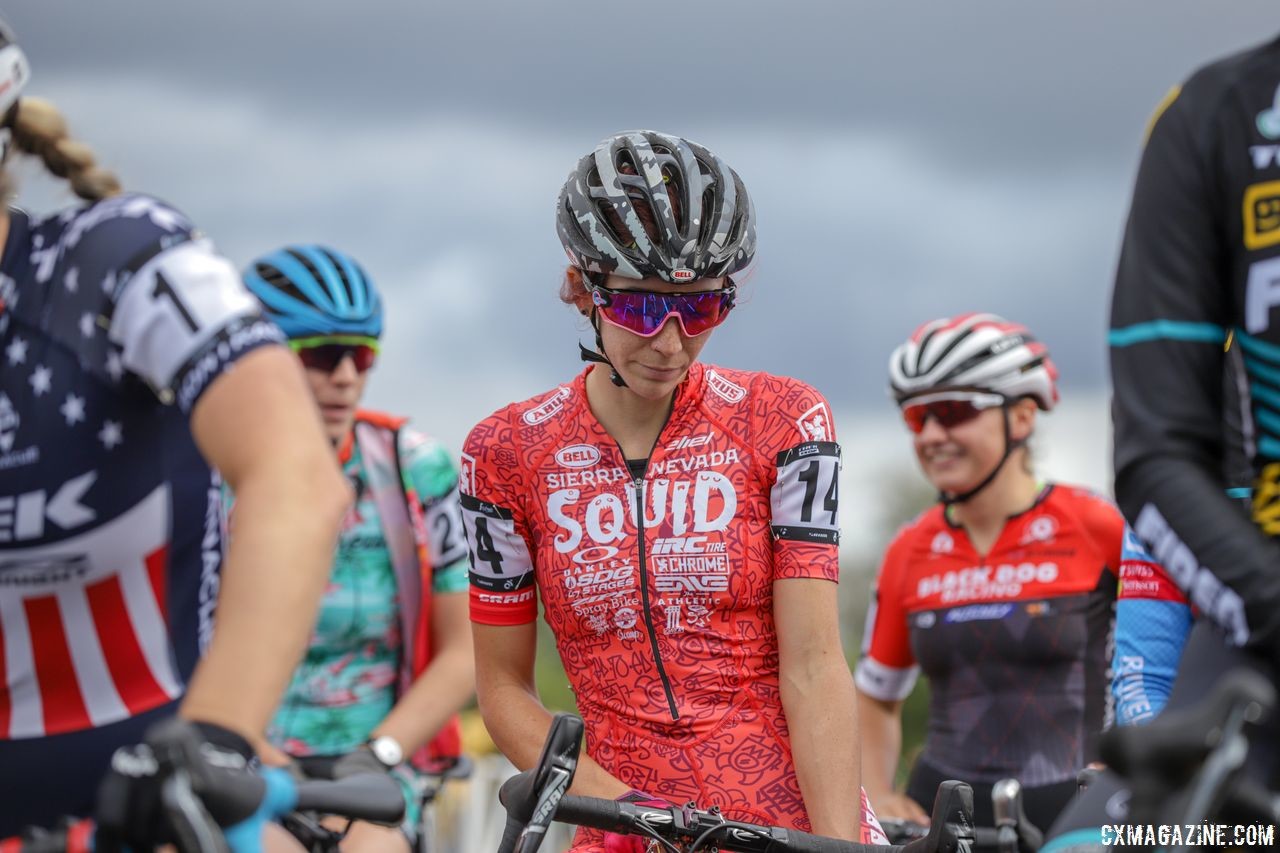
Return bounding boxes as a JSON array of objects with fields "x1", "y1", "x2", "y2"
[{"x1": 243, "y1": 245, "x2": 383, "y2": 339}]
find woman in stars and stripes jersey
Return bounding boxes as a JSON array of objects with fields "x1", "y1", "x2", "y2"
[{"x1": 0, "y1": 21, "x2": 348, "y2": 836}]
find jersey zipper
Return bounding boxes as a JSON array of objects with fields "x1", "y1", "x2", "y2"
[{"x1": 630, "y1": 471, "x2": 680, "y2": 721}]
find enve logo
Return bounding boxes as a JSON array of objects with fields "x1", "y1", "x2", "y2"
[{"x1": 555, "y1": 444, "x2": 600, "y2": 469}]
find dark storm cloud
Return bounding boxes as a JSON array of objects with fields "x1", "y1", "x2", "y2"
[{"x1": 5, "y1": 0, "x2": 1276, "y2": 458}]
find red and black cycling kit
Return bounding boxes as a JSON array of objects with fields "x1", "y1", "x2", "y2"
[
  {"x1": 0, "y1": 194, "x2": 282, "y2": 832},
  {"x1": 461, "y1": 362, "x2": 884, "y2": 850},
  {"x1": 1110, "y1": 33, "x2": 1280, "y2": 658},
  {"x1": 856, "y1": 486, "x2": 1121, "y2": 825}
]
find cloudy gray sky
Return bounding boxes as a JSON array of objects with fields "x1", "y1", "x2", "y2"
[{"x1": 7, "y1": 2, "x2": 1275, "y2": 550}]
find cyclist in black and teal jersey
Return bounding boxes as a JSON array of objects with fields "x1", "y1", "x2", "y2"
[
  {"x1": 1043, "y1": 33, "x2": 1280, "y2": 853},
  {"x1": 242, "y1": 246, "x2": 475, "y2": 853}
]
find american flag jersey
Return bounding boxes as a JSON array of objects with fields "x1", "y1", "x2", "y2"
[{"x1": 0, "y1": 194, "x2": 282, "y2": 743}]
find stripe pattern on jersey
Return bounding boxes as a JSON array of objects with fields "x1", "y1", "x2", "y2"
[{"x1": 0, "y1": 486, "x2": 182, "y2": 739}]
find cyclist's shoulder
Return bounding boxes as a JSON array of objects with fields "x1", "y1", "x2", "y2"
[
  {"x1": 42, "y1": 193, "x2": 196, "y2": 267},
  {"x1": 463, "y1": 375, "x2": 585, "y2": 457},
  {"x1": 698, "y1": 363, "x2": 837, "y2": 444},
  {"x1": 885, "y1": 503, "x2": 949, "y2": 553},
  {"x1": 1043, "y1": 483, "x2": 1125, "y2": 558},
  {"x1": 1160, "y1": 35, "x2": 1280, "y2": 131}
]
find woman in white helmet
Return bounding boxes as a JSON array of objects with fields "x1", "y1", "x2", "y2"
[{"x1": 855, "y1": 313, "x2": 1124, "y2": 837}]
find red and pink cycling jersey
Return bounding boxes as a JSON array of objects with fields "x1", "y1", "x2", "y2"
[{"x1": 461, "y1": 362, "x2": 885, "y2": 849}]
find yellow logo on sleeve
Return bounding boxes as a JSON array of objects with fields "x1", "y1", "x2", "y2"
[{"x1": 1244, "y1": 181, "x2": 1280, "y2": 250}]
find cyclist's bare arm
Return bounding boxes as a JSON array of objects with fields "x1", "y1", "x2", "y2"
[
  {"x1": 776, "y1": 576, "x2": 862, "y2": 840},
  {"x1": 182, "y1": 346, "x2": 351, "y2": 751},
  {"x1": 376, "y1": 590, "x2": 475, "y2": 754},
  {"x1": 474, "y1": 622, "x2": 631, "y2": 799},
  {"x1": 856, "y1": 691, "x2": 929, "y2": 824}
]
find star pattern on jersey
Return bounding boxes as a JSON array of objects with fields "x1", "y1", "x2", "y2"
[
  {"x1": 6, "y1": 335, "x2": 27, "y2": 366},
  {"x1": 29, "y1": 364, "x2": 52, "y2": 396},
  {"x1": 79, "y1": 312, "x2": 96, "y2": 339},
  {"x1": 105, "y1": 350, "x2": 124, "y2": 383},
  {"x1": 60, "y1": 392, "x2": 86, "y2": 426},
  {"x1": 98, "y1": 419, "x2": 123, "y2": 450},
  {"x1": 64, "y1": 267, "x2": 79, "y2": 293}
]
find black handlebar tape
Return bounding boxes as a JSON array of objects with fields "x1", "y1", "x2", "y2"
[
  {"x1": 544, "y1": 794, "x2": 626, "y2": 833},
  {"x1": 193, "y1": 765, "x2": 268, "y2": 827},
  {"x1": 294, "y1": 774, "x2": 406, "y2": 825},
  {"x1": 494, "y1": 812, "x2": 530, "y2": 853}
]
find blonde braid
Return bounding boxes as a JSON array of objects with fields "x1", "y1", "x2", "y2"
[{"x1": 10, "y1": 97, "x2": 121, "y2": 201}]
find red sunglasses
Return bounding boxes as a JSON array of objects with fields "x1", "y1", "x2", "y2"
[
  {"x1": 289, "y1": 337, "x2": 379, "y2": 374},
  {"x1": 901, "y1": 392, "x2": 1006, "y2": 434},
  {"x1": 586, "y1": 281, "x2": 736, "y2": 338}
]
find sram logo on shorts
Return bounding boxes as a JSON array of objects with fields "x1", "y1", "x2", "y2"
[{"x1": 555, "y1": 444, "x2": 600, "y2": 468}]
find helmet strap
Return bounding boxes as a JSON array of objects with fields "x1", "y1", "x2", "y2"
[
  {"x1": 580, "y1": 307, "x2": 628, "y2": 387},
  {"x1": 939, "y1": 404, "x2": 1025, "y2": 506}
]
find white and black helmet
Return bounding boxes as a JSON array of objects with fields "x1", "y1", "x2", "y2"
[
  {"x1": 0, "y1": 17, "x2": 29, "y2": 120},
  {"x1": 556, "y1": 130, "x2": 756, "y2": 284},
  {"x1": 889, "y1": 313, "x2": 1059, "y2": 409}
]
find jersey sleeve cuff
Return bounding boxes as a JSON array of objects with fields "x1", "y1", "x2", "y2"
[{"x1": 854, "y1": 657, "x2": 919, "y2": 702}]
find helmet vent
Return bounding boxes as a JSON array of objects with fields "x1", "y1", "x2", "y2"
[
  {"x1": 284, "y1": 249, "x2": 329, "y2": 302},
  {"x1": 317, "y1": 247, "x2": 356, "y2": 305},
  {"x1": 254, "y1": 262, "x2": 308, "y2": 304}
]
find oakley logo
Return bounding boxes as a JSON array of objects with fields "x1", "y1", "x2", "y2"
[
  {"x1": 555, "y1": 444, "x2": 600, "y2": 469},
  {"x1": 1020, "y1": 515, "x2": 1058, "y2": 545}
]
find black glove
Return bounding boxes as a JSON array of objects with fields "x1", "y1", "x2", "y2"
[
  {"x1": 94, "y1": 718, "x2": 255, "y2": 851},
  {"x1": 331, "y1": 745, "x2": 391, "y2": 778}
]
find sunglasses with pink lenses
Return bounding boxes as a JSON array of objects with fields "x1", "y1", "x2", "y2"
[{"x1": 587, "y1": 282, "x2": 736, "y2": 338}]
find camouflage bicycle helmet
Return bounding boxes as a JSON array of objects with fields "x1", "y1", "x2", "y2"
[{"x1": 556, "y1": 130, "x2": 756, "y2": 284}]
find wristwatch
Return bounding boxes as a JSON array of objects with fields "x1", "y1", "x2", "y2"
[{"x1": 367, "y1": 734, "x2": 405, "y2": 768}]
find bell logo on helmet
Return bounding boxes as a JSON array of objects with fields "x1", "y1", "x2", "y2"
[{"x1": 671, "y1": 268, "x2": 696, "y2": 282}]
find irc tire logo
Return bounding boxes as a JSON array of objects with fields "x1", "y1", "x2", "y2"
[{"x1": 1244, "y1": 181, "x2": 1280, "y2": 250}]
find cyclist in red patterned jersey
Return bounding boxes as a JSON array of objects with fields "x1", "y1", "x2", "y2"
[
  {"x1": 0, "y1": 22, "x2": 348, "y2": 845},
  {"x1": 855, "y1": 314, "x2": 1122, "y2": 836},
  {"x1": 460, "y1": 130, "x2": 885, "y2": 852}
]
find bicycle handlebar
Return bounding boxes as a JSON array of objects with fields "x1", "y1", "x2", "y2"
[{"x1": 497, "y1": 771, "x2": 976, "y2": 853}]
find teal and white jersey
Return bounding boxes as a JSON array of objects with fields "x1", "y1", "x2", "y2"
[{"x1": 265, "y1": 424, "x2": 468, "y2": 756}]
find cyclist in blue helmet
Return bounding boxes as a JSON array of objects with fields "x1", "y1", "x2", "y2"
[
  {"x1": 0, "y1": 19, "x2": 350, "y2": 849},
  {"x1": 243, "y1": 246, "x2": 475, "y2": 853}
]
